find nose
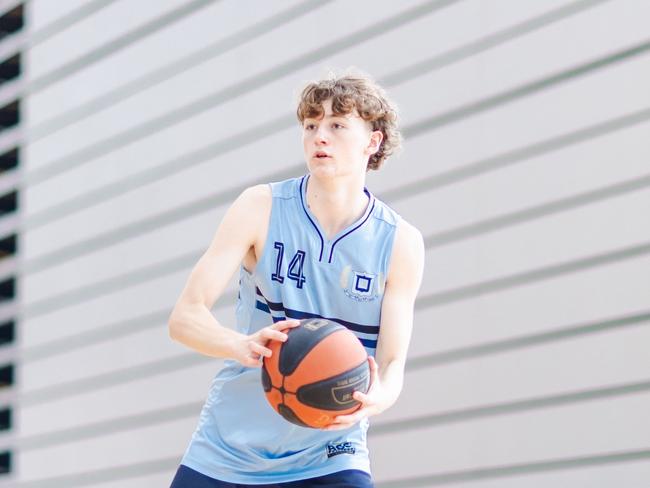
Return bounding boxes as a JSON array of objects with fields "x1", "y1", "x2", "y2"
[{"x1": 314, "y1": 126, "x2": 329, "y2": 145}]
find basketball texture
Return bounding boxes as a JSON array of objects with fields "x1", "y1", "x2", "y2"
[{"x1": 261, "y1": 318, "x2": 370, "y2": 429}]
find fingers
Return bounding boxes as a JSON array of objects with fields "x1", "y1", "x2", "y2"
[
  {"x1": 259, "y1": 319, "x2": 301, "y2": 343},
  {"x1": 242, "y1": 355, "x2": 262, "y2": 368},
  {"x1": 259, "y1": 327, "x2": 290, "y2": 343},
  {"x1": 367, "y1": 355, "x2": 379, "y2": 387},
  {"x1": 324, "y1": 410, "x2": 366, "y2": 430},
  {"x1": 368, "y1": 355, "x2": 378, "y2": 369},
  {"x1": 248, "y1": 341, "x2": 272, "y2": 359},
  {"x1": 272, "y1": 319, "x2": 301, "y2": 331},
  {"x1": 353, "y1": 391, "x2": 367, "y2": 402}
]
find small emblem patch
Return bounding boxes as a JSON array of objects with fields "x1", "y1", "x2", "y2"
[
  {"x1": 326, "y1": 441, "x2": 356, "y2": 458},
  {"x1": 341, "y1": 268, "x2": 380, "y2": 302}
]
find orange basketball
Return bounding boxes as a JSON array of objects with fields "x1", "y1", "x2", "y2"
[{"x1": 261, "y1": 318, "x2": 370, "y2": 429}]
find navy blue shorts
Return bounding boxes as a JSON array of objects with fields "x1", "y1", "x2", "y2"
[{"x1": 170, "y1": 464, "x2": 374, "y2": 487}]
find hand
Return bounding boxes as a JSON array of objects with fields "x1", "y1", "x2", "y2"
[
  {"x1": 234, "y1": 319, "x2": 301, "y2": 368},
  {"x1": 324, "y1": 356, "x2": 384, "y2": 430}
]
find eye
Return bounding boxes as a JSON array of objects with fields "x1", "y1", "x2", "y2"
[
  {"x1": 332, "y1": 123, "x2": 345, "y2": 129},
  {"x1": 304, "y1": 123, "x2": 316, "y2": 130}
]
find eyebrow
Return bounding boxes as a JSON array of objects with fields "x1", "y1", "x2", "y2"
[{"x1": 304, "y1": 113, "x2": 353, "y2": 121}]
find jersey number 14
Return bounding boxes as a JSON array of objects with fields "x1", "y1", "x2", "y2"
[{"x1": 271, "y1": 242, "x2": 306, "y2": 289}]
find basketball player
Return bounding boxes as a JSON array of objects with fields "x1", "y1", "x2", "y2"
[{"x1": 168, "y1": 71, "x2": 425, "y2": 487}]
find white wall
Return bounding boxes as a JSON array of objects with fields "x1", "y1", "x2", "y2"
[{"x1": 0, "y1": 0, "x2": 648, "y2": 486}]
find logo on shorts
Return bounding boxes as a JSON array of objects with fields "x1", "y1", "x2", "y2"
[{"x1": 326, "y1": 441, "x2": 356, "y2": 458}]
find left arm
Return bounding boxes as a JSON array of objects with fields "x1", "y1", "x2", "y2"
[{"x1": 326, "y1": 219, "x2": 425, "y2": 429}]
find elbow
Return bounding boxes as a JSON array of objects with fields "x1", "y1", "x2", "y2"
[{"x1": 167, "y1": 309, "x2": 184, "y2": 342}]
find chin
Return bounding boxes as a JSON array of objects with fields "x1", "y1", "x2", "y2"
[{"x1": 307, "y1": 161, "x2": 338, "y2": 178}]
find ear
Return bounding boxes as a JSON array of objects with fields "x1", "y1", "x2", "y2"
[{"x1": 367, "y1": 130, "x2": 383, "y2": 155}]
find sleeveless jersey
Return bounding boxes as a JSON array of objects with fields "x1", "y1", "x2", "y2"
[{"x1": 180, "y1": 175, "x2": 400, "y2": 484}]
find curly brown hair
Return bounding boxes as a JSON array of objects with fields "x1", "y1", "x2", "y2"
[{"x1": 296, "y1": 71, "x2": 402, "y2": 171}]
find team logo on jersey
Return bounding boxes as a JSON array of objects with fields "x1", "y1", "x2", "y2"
[
  {"x1": 326, "y1": 441, "x2": 356, "y2": 458},
  {"x1": 340, "y1": 266, "x2": 382, "y2": 302}
]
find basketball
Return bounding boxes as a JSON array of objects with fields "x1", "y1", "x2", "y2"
[{"x1": 261, "y1": 318, "x2": 370, "y2": 429}]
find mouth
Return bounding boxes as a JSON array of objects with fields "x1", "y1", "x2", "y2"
[{"x1": 314, "y1": 151, "x2": 331, "y2": 159}]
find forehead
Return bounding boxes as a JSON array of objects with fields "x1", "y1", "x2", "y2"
[{"x1": 304, "y1": 99, "x2": 362, "y2": 121}]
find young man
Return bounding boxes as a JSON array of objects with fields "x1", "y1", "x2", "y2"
[{"x1": 168, "y1": 72, "x2": 424, "y2": 487}]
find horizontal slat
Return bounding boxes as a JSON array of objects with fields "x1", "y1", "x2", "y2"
[
  {"x1": 0, "y1": 214, "x2": 18, "y2": 243},
  {"x1": 19, "y1": 182, "x2": 650, "y2": 337},
  {"x1": 419, "y1": 189, "x2": 650, "y2": 295},
  {"x1": 0, "y1": 30, "x2": 25, "y2": 64},
  {"x1": 375, "y1": 452, "x2": 650, "y2": 487},
  {"x1": 22, "y1": 0, "x2": 320, "y2": 147},
  {"x1": 24, "y1": 0, "x2": 553, "y2": 166},
  {"x1": 14, "y1": 390, "x2": 650, "y2": 483},
  {"x1": 20, "y1": 267, "x2": 225, "y2": 347},
  {"x1": 30, "y1": 2, "x2": 632, "y2": 173},
  {"x1": 0, "y1": 167, "x2": 20, "y2": 197},
  {"x1": 21, "y1": 251, "x2": 650, "y2": 369},
  {"x1": 21, "y1": 44, "x2": 650, "y2": 262},
  {"x1": 385, "y1": 120, "x2": 650, "y2": 240},
  {"x1": 26, "y1": 0, "x2": 209, "y2": 82},
  {"x1": 23, "y1": 0, "x2": 629, "y2": 211},
  {"x1": 24, "y1": 0, "x2": 406, "y2": 130},
  {"x1": 17, "y1": 415, "x2": 191, "y2": 482},
  {"x1": 19, "y1": 358, "x2": 219, "y2": 437},
  {"x1": 0, "y1": 0, "x2": 22, "y2": 17},
  {"x1": 368, "y1": 392, "x2": 650, "y2": 482},
  {"x1": 27, "y1": 0, "x2": 107, "y2": 33},
  {"x1": 15, "y1": 308, "x2": 650, "y2": 451},
  {"x1": 21, "y1": 300, "x2": 235, "y2": 392},
  {"x1": 379, "y1": 324, "x2": 650, "y2": 425},
  {"x1": 18, "y1": 111, "x2": 650, "y2": 302}
]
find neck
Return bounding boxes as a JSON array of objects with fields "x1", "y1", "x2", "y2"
[{"x1": 306, "y1": 174, "x2": 369, "y2": 240}]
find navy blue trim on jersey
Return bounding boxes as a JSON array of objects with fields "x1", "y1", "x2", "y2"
[
  {"x1": 257, "y1": 287, "x2": 285, "y2": 311},
  {"x1": 255, "y1": 300, "x2": 271, "y2": 314},
  {"x1": 300, "y1": 175, "x2": 377, "y2": 264},
  {"x1": 328, "y1": 193, "x2": 375, "y2": 263},
  {"x1": 255, "y1": 289, "x2": 378, "y2": 334},
  {"x1": 299, "y1": 176, "x2": 325, "y2": 262},
  {"x1": 254, "y1": 291, "x2": 379, "y2": 348}
]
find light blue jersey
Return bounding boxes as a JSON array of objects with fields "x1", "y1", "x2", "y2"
[{"x1": 180, "y1": 175, "x2": 399, "y2": 484}]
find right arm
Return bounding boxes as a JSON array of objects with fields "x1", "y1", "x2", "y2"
[{"x1": 167, "y1": 184, "x2": 298, "y2": 367}]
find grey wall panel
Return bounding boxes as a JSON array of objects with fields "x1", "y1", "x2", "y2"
[
  {"x1": 408, "y1": 255, "x2": 650, "y2": 359},
  {"x1": 21, "y1": 16, "x2": 650, "y2": 262},
  {"x1": 22, "y1": 319, "x2": 185, "y2": 393},
  {"x1": 90, "y1": 471, "x2": 180, "y2": 488},
  {"x1": 17, "y1": 416, "x2": 192, "y2": 481},
  {"x1": 27, "y1": 0, "x2": 199, "y2": 81},
  {"x1": 24, "y1": 0, "x2": 569, "y2": 164},
  {"x1": 21, "y1": 267, "x2": 214, "y2": 346},
  {"x1": 27, "y1": 0, "x2": 97, "y2": 31},
  {"x1": 21, "y1": 0, "x2": 613, "y2": 219},
  {"x1": 20, "y1": 124, "x2": 300, "y2": 264},
  {"x1": 18, "y1": 358, "x2": 218, "y2": 438},
  {"x1": 18, "y1": 54, "x2": 650, "y2": 303},
  {"x1": 8, "y1": 0, "x2": 648, "y2": 485},
  {"x1": 422, "y1": 461, "x2": 650, "y2": 488},
  {"x1": 419, "y1": 191, "x2": 650, "y2": 294},
  {"x1": 22, "y1": 0, "x2": 309, "y2": 140},
  {"x1": 20, "y1": 301, "x2": 235, "y2": 396},
  {"x1": 368, "y1": 392, "x2": 650, "y2": 483},
  {"x1": 384, "y1": 120, "x2": 650, "y2": 239},
  {"x1": 23, "y1": 0, "x2": 408, "y2": 167},
  {"x1": 380, "y1": 324, "x2": 650, "y2": 424}
]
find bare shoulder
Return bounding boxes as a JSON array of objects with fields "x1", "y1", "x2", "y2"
[
  {"x1": 236, "y1": 183, "x2": 272, "y2": 211},
  {"x1": 205, "y1": 183, "x2": 271, "y2": 251},
  {"x1": 387, "y1": 217, "x2": 425, "y2": 291},
  {"x1": 394, "y1": 217, "x2": 424, "y2": 254}
]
